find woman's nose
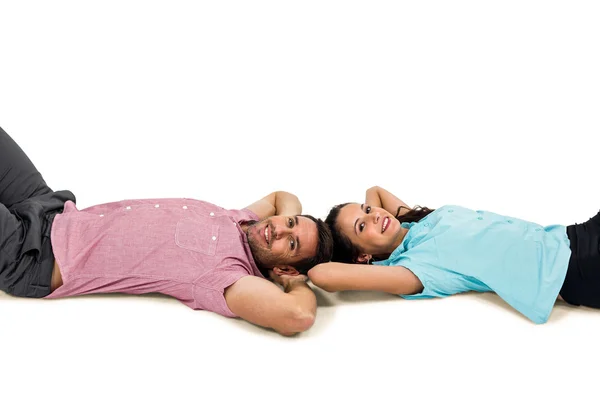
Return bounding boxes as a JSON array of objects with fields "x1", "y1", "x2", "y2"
[{"x1": 373, "y1": 212, "x2": 381, "y2": 224}]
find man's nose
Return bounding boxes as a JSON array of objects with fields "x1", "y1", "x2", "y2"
[{"x1": 275, "y1": 224, "x2": 292, "y2": 239}]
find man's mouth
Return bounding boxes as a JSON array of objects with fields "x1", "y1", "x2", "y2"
[
  {"x1": 382, "y1": 217, "x2": 390, "y2": 233},
  {"x1": 264, "y1": 225, "x2": 270, "y2": 245}
]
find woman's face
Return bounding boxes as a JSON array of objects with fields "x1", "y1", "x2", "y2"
[{"x1": 336, "y1": 203, "x2": 404, "y2": 261}]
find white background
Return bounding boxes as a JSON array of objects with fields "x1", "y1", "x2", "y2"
[{"x1": 1, "y1": 1, "x2": 599, "y2": 399}]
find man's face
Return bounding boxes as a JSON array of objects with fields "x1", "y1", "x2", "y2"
[{"x1": 246, "y1": 215, "x2": 318, "y2": 270}]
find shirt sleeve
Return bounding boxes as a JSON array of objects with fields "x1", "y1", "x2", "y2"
[
  {"x1": 193, "y1": 264, "x2": 251, "y2": 317},
  {"x1": 390, "y1": 260, "x2": 483, "y2": 300}
]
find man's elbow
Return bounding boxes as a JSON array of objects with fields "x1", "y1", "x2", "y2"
[
  {"x1": 274, "y1": 190, "x2": 297, "y2": 198},
  {"x1": 272, "y1": 190, "x2": 299, "y2": 205},
  {"x1": 275, "y1": 308, "x2": 315, "y2": 336},
  {"x1": 289, "y1": 307, "x2": 316, "y2": 332}
]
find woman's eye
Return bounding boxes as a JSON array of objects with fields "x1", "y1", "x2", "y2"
[
  {"x1": 365, "y1": 206, "x2": 371, "y2": 214},
  {"x1": 290, "y1": 239, "x2": 296, "y2": 250},
  {"x1": 288, "y1": 218, "x2": 293, "y2": 227},
  {"x1": 359, "y1": 222, "x2": 365, "y2": 232}
]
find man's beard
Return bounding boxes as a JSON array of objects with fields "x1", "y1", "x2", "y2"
[{"x1": 246, "y1": 220, "x2": 277, "y2": 269}]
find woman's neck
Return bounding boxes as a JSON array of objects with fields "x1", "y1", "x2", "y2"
[
  {"x1": 375, "y1": 226, "x2": 409, "y2": 260},
  {"x1": 391, "y1": 226, "x2": 409, "y2": 252}
]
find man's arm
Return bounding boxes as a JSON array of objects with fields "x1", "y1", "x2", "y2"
[
  {"x1": 243, "y1": 191, "x2": 302, "y2": 220},
  {"x1": 224, "y1": 275, "x2": 316, "y2": 336},
  {"x1": 365, "y1": 186, "x2": 411, "y2": 217}
]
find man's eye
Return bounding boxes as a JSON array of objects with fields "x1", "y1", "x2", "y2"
[
  {"x1": 359, "y1": 222, "x2": 365, "y2": 232},
  {"x1": 365, "y1": 206, "x2": 371, "y2": 214},
  {"x1": 288, "y1": 218, "x2": 294, "y2": 227},
  {"x1": 290, "y1": 239, "x2": 296, "y2": 250}
]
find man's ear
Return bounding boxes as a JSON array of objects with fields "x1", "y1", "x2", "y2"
[
  {"x1": 272, "y1": 266, "x2": 300, "y2": 276},
  {"x1": 356, "y1": 254, "x2": 372, "y2": 264}
]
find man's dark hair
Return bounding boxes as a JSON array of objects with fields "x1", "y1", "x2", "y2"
[
  {"x1": 324, "y1": 203, "x2": 359, "y2": 264},
  {"x1": 291, "y1": 214, "x2": 333, "y2": 274}
]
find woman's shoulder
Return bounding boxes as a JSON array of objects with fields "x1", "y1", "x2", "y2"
[
  {"x1": 406, "y1": 204, "x2": 476, "y2": 233},
  {"x1": 415, "y1": 204, "x2": 469, "y2": 220},
  {"x1": 428, "y1": 204, "x2": 483, "y2": 218},
  {"x1": 436, "y1": 204, "x2": 471, "y2": 212}
]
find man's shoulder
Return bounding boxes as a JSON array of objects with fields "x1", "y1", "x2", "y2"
[{"x1": 194, "y1": 262, "x2": 262, "y2": 294}]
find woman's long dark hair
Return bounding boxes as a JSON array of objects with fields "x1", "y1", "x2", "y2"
[{"x1": 325, "y1": 203, "x2": 435, "y2": 264}]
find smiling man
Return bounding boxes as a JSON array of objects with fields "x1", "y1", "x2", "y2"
[{"x1": 0, "y1": 127, "x2": 333, "y2": 336}]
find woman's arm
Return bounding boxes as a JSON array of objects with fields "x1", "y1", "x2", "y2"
[
  {"x1": 365, "y1": 186, "x2": 411, "y2": 217},
  {"x1": 308, "y1": 262, "x2": 423, "y2": 295}
]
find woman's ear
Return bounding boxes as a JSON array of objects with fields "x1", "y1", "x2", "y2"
[
  {"x1": 356, "y1": 254, "x2": 372, "y2": 264},
  {"x1": 272, "y1": 266, "x2": 300, "y2": 276}
]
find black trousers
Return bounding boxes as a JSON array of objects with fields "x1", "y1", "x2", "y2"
[
  {"x1": 0, "y1": 126, "x2": 75, "y2": 297},
  {"x1": 560, "y1": 211, "x2": 600, "y2": 307}
]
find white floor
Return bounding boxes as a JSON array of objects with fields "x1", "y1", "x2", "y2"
[
  {"x1": 2, "y1": 288, "x2": 600, "y2": 399},
  {"x1": 1, "y1": 1, "x2": 600, "y2": 399}
]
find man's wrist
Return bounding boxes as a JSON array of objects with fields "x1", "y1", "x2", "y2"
[{"x1": 283, "y1": 278, "x2": 308, "y2": 292}]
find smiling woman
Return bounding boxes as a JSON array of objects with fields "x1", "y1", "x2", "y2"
[{"x1": 308, "y1": 186, "x2": 600, "y2": 325}]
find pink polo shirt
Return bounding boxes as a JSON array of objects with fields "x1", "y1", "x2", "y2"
[{"x1": 45, "y1": 198, "x2": 264, "y2": 317}]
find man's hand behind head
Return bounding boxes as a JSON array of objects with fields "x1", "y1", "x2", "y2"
[{"x1": 269, "y1": 267, "x2": 308, "y2": 290}]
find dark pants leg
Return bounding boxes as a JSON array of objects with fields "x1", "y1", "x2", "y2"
[
  {"x1": 0, "y1": 126, "x2": 75, "y2": 297},
  {"x1": 0, "y1": 126, "x2": 53, "y2": 209},
  {"x1": 559, "y1": 211, "x2": 600, "y2": 307}
]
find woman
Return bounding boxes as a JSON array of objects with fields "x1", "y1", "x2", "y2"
[{"x1": 308, "y1": 186, "x2": 599, "y2": 324}]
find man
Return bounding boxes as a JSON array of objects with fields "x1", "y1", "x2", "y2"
[{"x1": 0, "y1": 127, "x2": 333, "y2": 336}]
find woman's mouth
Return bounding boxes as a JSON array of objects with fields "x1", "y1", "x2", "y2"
[{"x1": 382, "y1": 217, "x2": 390, "y2": 233}]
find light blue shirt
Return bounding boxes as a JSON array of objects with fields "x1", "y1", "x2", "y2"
[{"x1": 373, "y1": 205, "x2": 572, "y2": 323}]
